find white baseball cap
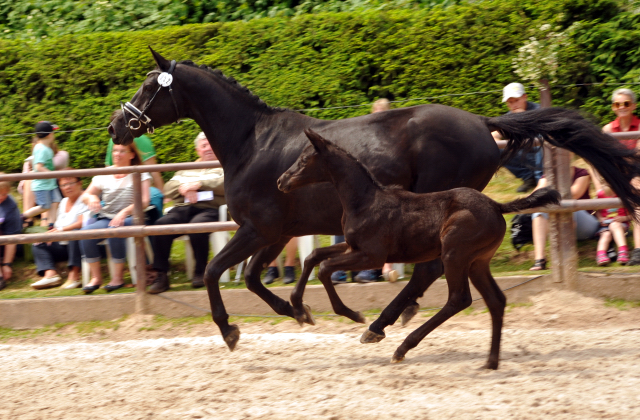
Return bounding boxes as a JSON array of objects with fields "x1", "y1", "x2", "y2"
[{"x1": 502, "y1": 83, "x2": 526, "y2": 102}]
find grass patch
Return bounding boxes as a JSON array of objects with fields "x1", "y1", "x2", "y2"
[{"x1": 604, "y1": 298, "x2": 640, "y2": 310}]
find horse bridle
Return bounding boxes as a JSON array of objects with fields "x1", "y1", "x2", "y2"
[{"x1": 120, "y1": 59, "x2": 181, "y2": 136}]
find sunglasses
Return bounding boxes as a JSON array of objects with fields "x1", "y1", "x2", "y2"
[
  {"x1": 612, "y1": 101, "x2": 633, "y2": 109},
  {"x1": 59, "y1": 181, "x2": 79, "y2": 188}
]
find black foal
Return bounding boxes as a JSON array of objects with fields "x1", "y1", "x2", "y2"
[{"x1": 277, "y1": 129, "x2": 560, "y2": 369}]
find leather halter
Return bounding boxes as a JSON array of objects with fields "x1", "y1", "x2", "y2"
[{"x1": 120, "y1": 60, "x2": 181, "y2": 137}]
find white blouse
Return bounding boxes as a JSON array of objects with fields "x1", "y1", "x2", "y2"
[{"x1": 89, "y1": 171, "x2": 151, "y2": 218}]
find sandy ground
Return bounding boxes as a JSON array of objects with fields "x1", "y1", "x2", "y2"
[{"x1": 2, "y1": 290, "x2": 640, "y2": 419}]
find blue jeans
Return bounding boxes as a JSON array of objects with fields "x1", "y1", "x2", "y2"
[
  {"x1": 532, "y1": 210, "x2": 600, "y2": 240},
  {"x1": 503, "y1": 147, "x2": 543, "y2": 182},
  {"x1": 80, "y1": 217, "x2": 133, "y2": 264},
  {"x1": 32, "y1": 241, "x2": 82, "y2": 276}
]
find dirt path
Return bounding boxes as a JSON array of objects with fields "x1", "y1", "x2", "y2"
[{"x1": 2, "y1": 290, "x2": 640, "y2": 419}]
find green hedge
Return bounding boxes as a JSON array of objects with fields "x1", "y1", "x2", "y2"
[{"x1": 0, "y1": 0, "x2": 637, "y2": 176}]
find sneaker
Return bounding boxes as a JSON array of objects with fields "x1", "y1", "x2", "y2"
[
  {"x1": 354, "y1": 269, "x2": 380, "y2": 283},
  {"x1": 262, "y1": 266, "x2": 279, "y2": 285},
  {"x1": 31, "y1": 275, "x2": 62, "y2": 290},
  {"x1": 148, "y1": 271, "x2": 170, "y2": 294},
  {"x1": 383, "y1": 269, "x2": 399, "y2": 283},
  {"x1": 61, "y1": 279, "x2": 82, "y2": 289},
  {"x1": 627, "y1": 248, "x2": 640, "y2": 266},
  {"x1": 331, "y1": 270, "x2": 347, "y2": 284},
  {"x1": 282, "y1": 266, "x2": 296, "y2": 285},
  {"x1": 191, "y1": 274, "x2": 205, "y2": 288},
  {"x1": 516, "y1": 178, "x2": 537, "y2": 193}
]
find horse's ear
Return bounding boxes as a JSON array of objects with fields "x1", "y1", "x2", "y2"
[
  {"x1": 149, "y1": 46, "x2": 171, "y2": 72},
  {"x1": 304, "y1": 128, "x2": 327, "y2": 152}
]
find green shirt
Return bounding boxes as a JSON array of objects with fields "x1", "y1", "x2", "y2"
[
  {"x1": 105, "y1": 135, "x2": 156, "y2": 165},
  {"x1": 31, "y1": 143, "x2": 57, "y2": 191}
]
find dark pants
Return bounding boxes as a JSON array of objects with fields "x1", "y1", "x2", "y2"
[
  {"x1": 32, "y1": 241, "x2": 82, "y2": 277},
  {"x1": 502, "y1": 147, "x2": 543, "y2": 182},
  {"x1": 151, "y1": 206, "x2": 219, "y2": 275}
]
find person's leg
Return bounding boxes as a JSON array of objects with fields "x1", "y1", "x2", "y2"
[
  {"x1": 609, "y1": 221, "x2": 629, "y2": 263},
  {"x1": 65, "y1": 240, "x2": 82, "y2": 285},
  {"x1": 80, "y1": 218, "x2": 112, "y2": 290},
  {"x1": 150, "y1": 208, "x2": 188, "y2": 273},
  {"x1": 282, "y1": 237, "x2": 298, "y2": 284},
  {"x1": 105, "y1": 216, "x2": 134, "y2": 288},
  {"x1": 573, "y1": 210, "x2": 600, "y2": 241},
  {"x1": 188, "y1": 208, "x2": 219, "y2": 288},
  {"x1": 531, "y1": 147, "x2": 543, "y2": 182},
  {"x1": 32, "y1": 243, "x2": 57, "y2": 278},
  {"x1": 530, "y1": 213, "x2": 548, "y2": 270},
  {"x1": 502, "y1": 150, "x2": 538, "y2": 192},
  {"x1": 596, "y1": 229, "x2": 613, "y2": 266}
]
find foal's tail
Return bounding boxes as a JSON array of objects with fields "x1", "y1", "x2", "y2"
[
  {"x1": 484, "y1": 107, "x2": 640, "y2": 213},
  {"x1": 497, "y1": 187, "x2": 561, "y2": 214}
]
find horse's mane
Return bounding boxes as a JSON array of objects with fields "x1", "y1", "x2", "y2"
[
  {"x1": 322, "y1": 138, "x2": 403, "y2": 191},
  {"x1": 178, "y1": 60, "x2": 287, "y2": 112}
]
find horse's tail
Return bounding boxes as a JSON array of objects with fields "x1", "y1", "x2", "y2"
[
  {"x1": 484, "y1": 107, "x2": 640, "y2": 213},
  {"x1": 497, "y1": 187, "x2": 561, "y2": 214}
]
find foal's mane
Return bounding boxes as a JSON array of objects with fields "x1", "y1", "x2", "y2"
[
  {"x1": 323, "y1": 139, "x2": 402, "y2": 191},
  {"x1": 178, "y1": 60, "x2": 287, "y2": 112}
]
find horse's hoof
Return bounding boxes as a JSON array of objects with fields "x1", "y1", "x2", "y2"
[
  {"x1": 223, "y1": 324, "x2": 240, "y2": 351},
  {"x1": 391, "y1": 351, "x2": 405, "y2": 364},
  {"x1": 401, "y1": 302, "x2": 420, "y2": 327},
  {"x1": 295, "y1": 303, "x2": 316, "y2": 326},
  {"x1": 360, "y1": 328, "x2": 385, "y2": 344}
]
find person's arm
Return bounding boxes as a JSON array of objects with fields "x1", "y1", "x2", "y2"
[
  {"x1": 571, "y1": 174, "x2": 590, "y2": 199},
  {"x1": 35, "y1": 162, "x2": 51, "y2": 172},
  {"x1": 163, "y1": 173, "x2": 183, "y2": 200},
  {"x1": 1, "y1": 244, "x2": 16, "y2": 280},
  {"x1": 81, "y1": 181, "x2": 103, "y2": 213},
  {"x1": 109, "y1": 179, "x2": 151, "y2": 227},
  {"x1": 143, "y1": 156, "x2": 165, "y2": 191}
]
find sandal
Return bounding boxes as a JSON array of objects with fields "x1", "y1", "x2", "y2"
[
  {"x1": 618, "y1": 249, "x2": 629, "y2": 265},
  {"x1": 529, "y1": 259, "x2": 546, "y2": 271},
  {"x1": 596, "y1": 251, "x2": 610, "y2": 266}
]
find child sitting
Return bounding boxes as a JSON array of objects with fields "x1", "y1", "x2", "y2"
[{"x1": 596, "y1": 185, "x2": 630, "y2": 265}]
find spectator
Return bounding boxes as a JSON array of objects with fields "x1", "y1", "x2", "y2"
[
  {"x1": 22, "y1": 122, "x2": 62, "y2": 227},
  {"x1": 106, "y1": 134, "x2": 164, "y2": 192},
  {"x1": 529, "y1": 166, "x2": 600, "y2": 270},
  {"x1": 19, "y1": 138, "x2": 69, "y2": 227},
  {"x1": 80, "y1": 142, "x2": 151, "y2": 294},
  {"x1": 331, "y1": 98, "x2": 399, "y2": 284},
  {"x1": 600, "y1": 88, "x2": 640, "y2": 265},
  {"x1": 30, "y1": 172, "x2": 88, "y2": 289},
  {"x1": 262, "y1": 238, "x2": 298, "y2": 285},
  {"x1": 595, "y1": 185, "x2": 630, "y2": 266},
  {"x1": 492, "y1": 83, "x2": 543, "y2": 193},
  {"x1": 0, "y1": 175, "x2": 21, "y2": 291},
  {"x1": 147, "y1": 132, "x2": 225, "y2": 293}
]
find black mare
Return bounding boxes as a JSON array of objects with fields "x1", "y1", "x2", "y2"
[{"x1": 108, "y1": 49, "x2": 640, "y2": 350}]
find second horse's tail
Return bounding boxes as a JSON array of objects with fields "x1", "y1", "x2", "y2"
[
  {"x1": 497, "y1": 187, "x2": 561, "y2": 214},
  {"x1": 484, "y1": 107, "x2": 640, "y2": 213}
]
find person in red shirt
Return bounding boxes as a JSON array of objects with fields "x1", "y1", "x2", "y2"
[
  {"x1": 595, "y1": 185, "x2": 630, "y2": 265},
  {"x1": 601, "y1": 89, "x2": 640, "y2": 264}
]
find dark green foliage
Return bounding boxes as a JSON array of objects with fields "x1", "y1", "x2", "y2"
[{"x1": 0, "y1": 0, "x2": 638, "y2": 176}]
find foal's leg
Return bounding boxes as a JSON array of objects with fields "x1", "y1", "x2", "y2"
[
  {"x1": 315, "y1": 250, "x2": 387, "y2": 323},
  {"x1": 391, "y1": 262, "x2": 472, "y2": 363},
  {"x1": 362, "y1": 259, "x2": 444, "y2": 343},
  {"x1": 468, "y1": 258, "x2": 506, "y2": 370},
  {"x1": 203, "y1": 226, "x2": 271, "y2": 351},
  {"x1": 290, "y1": 243, "x2": 350, "y2": 326},
  {"x1": 243, "y1": 240, "x2": 296, "y2": 318}
]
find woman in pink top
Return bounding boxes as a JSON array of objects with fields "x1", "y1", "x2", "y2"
[{"x1": 601, "y1": 89, "x2": 640, "y2": 264}]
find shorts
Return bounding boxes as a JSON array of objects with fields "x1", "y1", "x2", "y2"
[{"x1": 34, "y1": 188, "x2": 62, "y2": 210}]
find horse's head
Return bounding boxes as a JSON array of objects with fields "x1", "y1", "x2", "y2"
[
  {"x1": 277, "y1": 128, "x2": 333, "y2": 193},
  {"x1": 108, "y1": 47, "x2": 185, "y2": 145}
]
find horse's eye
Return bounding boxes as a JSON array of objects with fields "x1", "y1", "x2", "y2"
[{"x1": 143, "y1": 83, "x2": 153, "y2": 92}]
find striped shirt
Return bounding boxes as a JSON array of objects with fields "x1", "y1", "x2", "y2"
[{"x1": 90, "y1": 171, "x2": 151, "y2": 219}]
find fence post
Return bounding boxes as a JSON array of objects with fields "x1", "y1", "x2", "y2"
[
  {"x1": 132, "y1": 172, "x2": 148, "y2": 314},
  {"x1": 540, "y1": 79, "x2": 578, "y2": 289}
]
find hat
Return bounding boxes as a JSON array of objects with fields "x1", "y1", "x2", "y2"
[
  {"x1": 34, "y1": 121, "x2": 59, "y2": 138},
  {"x1": 502, "y1": 83, "x2": 526, "y2": 102}
]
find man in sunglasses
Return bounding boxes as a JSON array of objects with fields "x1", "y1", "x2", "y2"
[{"x1": 601, "y1": 89, "x2": 640, "y2": 264}]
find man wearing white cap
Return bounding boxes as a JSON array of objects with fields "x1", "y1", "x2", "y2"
[{"x1": 492, "y1": 82, "x2": 543, "y2": 192}]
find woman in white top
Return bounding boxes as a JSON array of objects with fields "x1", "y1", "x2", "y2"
[
  {"x1": 80, "y1": 143, "x2": 151, "y2": 294},
  {"x1": 30, "y1": 173, "x2": 88, "y2": 289}
]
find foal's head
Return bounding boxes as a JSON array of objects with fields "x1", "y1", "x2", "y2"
[{"x1": 277, "y1": 129, "x2": 334, "y2": 193}]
